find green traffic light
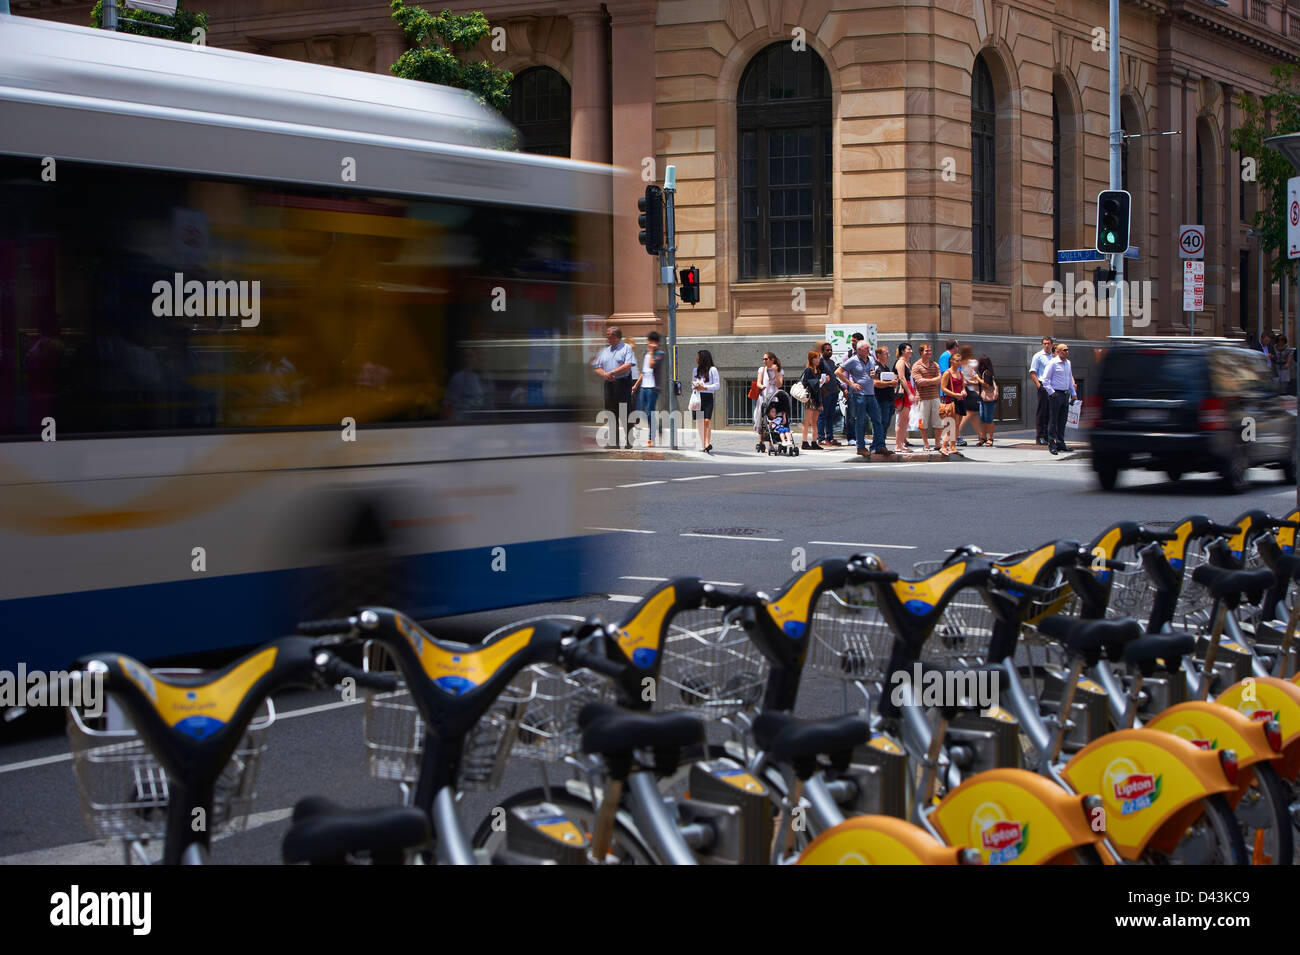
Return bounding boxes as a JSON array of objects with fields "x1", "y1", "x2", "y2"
[{"x1": 1106, "y1": 232, "x2": 1115, "y2": 243}]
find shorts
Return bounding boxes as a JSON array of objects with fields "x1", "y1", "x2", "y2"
[
  {"x1": 917, "y1": 398, "x2": 941, "y2": 429},
  {"x1": 947, "y1": 397, "x2": 967, "y2": 416},
  {"x1": 978, "y1": 400, "x2": 997, "y2": 424},
  {"x1": 696, "y1": 393, "x2": 714, "y2": 420}
]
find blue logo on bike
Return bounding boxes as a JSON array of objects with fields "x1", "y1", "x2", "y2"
[
  {"x1": 174, "y1": 715, "x2": 224, "y2": 740},
  {"x1": 782, "y1": 620, "x2": 805, "y2": 638},
  {"x1": 632, "y1": 647, "x2": 657, "y2": 667},
  {"x1": 903, "y1": 599, "x2": 932, "y2": 616},
  {"x1": 434, "y1": 675, "x2": 476, "y2": 695},
  {"x1": 1170, "y1": 558, "x2": 1184, "y2": 570}
]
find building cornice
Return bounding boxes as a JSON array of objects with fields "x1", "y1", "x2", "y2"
[{"x1": 1168, "y1": 0, "x2": 1300, "y2": 63}]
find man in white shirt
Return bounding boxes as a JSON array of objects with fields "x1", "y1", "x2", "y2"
[
  {"x1": 1029, "y1": 336, "x2": 1054, "y2": 446},
  {"x1": 592, "y1": 326, "x2": 636, "y2": 447},
  {"x1": 1042, "y1": 342, "x2": 1077, "y2": 455}
]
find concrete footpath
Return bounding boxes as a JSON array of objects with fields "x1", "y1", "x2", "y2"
[{"x1": 589, "y1": 424, "x2": 1090, "y2": 466}]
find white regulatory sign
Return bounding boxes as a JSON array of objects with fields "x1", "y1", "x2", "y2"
[
  {"x1": 1183, "y1": 260, "x2": 1204, "y2": 311},
  {"x1": 1179, "y1": 225, "x2": 1204, "y2": 260},
  {"x1": 1289, "y1": 177, "x2": 1300, "y2": 260}
]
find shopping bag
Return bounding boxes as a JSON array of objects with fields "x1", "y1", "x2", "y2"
[
  {"x1": 688, "y1": 391, "x2": 702, "y2": 412},
  {"x1": 908, "y1": 402, "x2": 922, "y2": 432},
  {"x1": 1066, "y1": 399, "x2": 1082, "y2": 430}
]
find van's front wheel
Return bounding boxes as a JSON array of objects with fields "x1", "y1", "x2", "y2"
[{"x1": 1095, "y1": 458, "x2": 1120, "y2": 491}]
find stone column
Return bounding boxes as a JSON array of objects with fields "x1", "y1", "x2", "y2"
[
  {"x1": 1223, "y1": 83, "x2": 1239, "y2": 335},
  {"x1": 1182, "y1": 73, "x2": 1199, "y2": 332},
  {"x1": 1156, "y1": 57, "x2": 1181, "y2": 334},
  {"x1": 374, "y1": 28, "x2": 407, "y2": 75},
  {"x1": 608, "y1": 1, "x2": 658, "y2": 331},
  {"x1": 570, "y1": 10, "x2": 611, "y2": 164}
]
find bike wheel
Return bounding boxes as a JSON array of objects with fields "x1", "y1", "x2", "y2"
[
  {"x1": 1139, "y1": 793, "x2": 1248, "y2": 864},
  {"x1": 470, "y1": 787, "x2": 656, "y2": 865},
  {"x1": 1236, "y1": 763, "x2": 1295, "y2": 865}
]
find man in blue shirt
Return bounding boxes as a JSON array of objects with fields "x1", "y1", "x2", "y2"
[
  {"x1": 1029, "y1": 336, "x2": 1054, "y2": 445},
  {"x1": 592, "y1": 326, "x2": 636, "y2": 447},
  {"x1": 836, "y1": 341, "x2": 886, "y2": 455},
  {"x1": 1042, "y1": 342, "x2": 1077, "y2": 455}
]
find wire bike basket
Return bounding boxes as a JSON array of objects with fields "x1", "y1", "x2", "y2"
[
  {"x1": 656, "y1": 608, "x2": 769, "y2": 716},
  {"x1": 807, "y1": 585, "x2": 897, "y2": 682},
  {"x1": 67, "y1": 671, "x2": 273, "y2": 844},
  {"x1": 362, "y1": 616, "x2": 615, "y2": 792}
]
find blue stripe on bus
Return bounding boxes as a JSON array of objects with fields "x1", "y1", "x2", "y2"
[{"x1": 2, "y1": 535, "x2": 623, "y2": 672}]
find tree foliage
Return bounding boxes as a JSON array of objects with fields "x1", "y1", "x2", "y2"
[
  {"x1": 1231, "y1": 63, "x2": 1300, "y2": 283},
  {"x1": 91, "y1": 1, "x2": 208, "y2": 42},
  {"x1": 388, "y1": 2, "x2": 512, "y2": 115}
]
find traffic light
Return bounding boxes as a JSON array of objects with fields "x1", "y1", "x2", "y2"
[
  {"x1": 1095, "y1": 189, "x2": 1131, "y2": 255},
  {"x1": 679, "y1": 266, "x2": 700, "y2": 304},
  {"x1": 638, "y1": 185, "x2": 664, "y2": 255}
]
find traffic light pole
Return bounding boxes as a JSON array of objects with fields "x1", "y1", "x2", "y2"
[
  {"x1": 663, "y1": 165, "x2": 678, "y2": 451},
  {"x1": 1108, "y1": 0, "x2": 1125, "y2": 338}
]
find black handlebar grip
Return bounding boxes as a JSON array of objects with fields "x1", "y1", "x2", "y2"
[
  {"x1": 701, "y1": 587, "x2": 767, "y2": 609},
  {"x1": 846, "y1": 568, "x2": 900, "y2": 584},
  {"x1": 1136, "y1": 527, "x2": 1177, "y2": 543},
  {"x1": 991, "y1": 574, "x2": 1054, "y2": 597},
  {"x1": 296, "y1": 617, "x2": 357, "y2": 636},
  {"x1": 1205, "y1": 523, "x2": 1242, "y2": 536},
  {"x1": 1270, "y1": 519, "x2": 1300, "y2": 530},
  {"x1": 566, "y1": 647, "x2": 627, "y2": 680}
]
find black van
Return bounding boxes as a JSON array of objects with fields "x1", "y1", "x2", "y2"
[{"x1": 1085, "y1": 339, "x2": 1296, "y2": 492}]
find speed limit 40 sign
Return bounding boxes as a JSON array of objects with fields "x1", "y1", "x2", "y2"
[
  {"x1": 1288, "y1": 177, "x2": 1300, "y2": 259},
  {"x1": 1179, "y1": 225, "x2": 1204, "y2": 259}
]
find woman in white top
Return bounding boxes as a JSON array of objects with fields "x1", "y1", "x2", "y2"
[
  {"x1": 691, "y1": 348, "x2": 721, "y2": 454},
  {"x1": 753, "y1": 352, "x2": 784, "y2": 445},
  {"x1": 631, "y1": 331, "x2": 664, "y2": 446}
]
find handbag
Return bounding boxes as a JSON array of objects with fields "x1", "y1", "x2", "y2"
[
  {"x1": 688, "y1": 390, "x2": 702, "y2": 411},
  {"x1": 790, "y1": 381, "x2": 810, "y2": 404},
  {"x1": 939, "y1": 401, "x2": 956, "y2": 419},
  {"x1": 747, "y1": 378, "x2": 761, "y2": 401}
]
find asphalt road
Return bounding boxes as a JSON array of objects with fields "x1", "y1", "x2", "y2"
[{"x1": 2, "y1": 448, "x2": 1296, "y2": 864}]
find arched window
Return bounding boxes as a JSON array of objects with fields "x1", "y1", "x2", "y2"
[
  {"x1": 737, "y1": 43, "x2": 833, "y2": 279},
  {"x1": 971, "y1": 55, "x2": 996, "y2": 283},
  {"x1": 1053, "y1": 95, "x2": 1061, "y2": 283},
  {"x1": 506, "y1": 67, "x2": 571, "y2": 157},
  {"x1": 1196, "y1": 128, "x2": 1205, "y2": 227}
]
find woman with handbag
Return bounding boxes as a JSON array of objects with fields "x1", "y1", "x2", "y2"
[
  {"x1": 892, "y1": 342, "x2": 915, "y2": 453},
  {"x1": 752, "y1": 352, "x2": 783, "y2": 450},
  {"x1": 939, "y1": 356, "x2": 966, "y2": 456},
  {"x1": 975, "y1": 354, "x2": 1000, "y2": 446},
  {"x1": 797, "y1": 350, "x2": 823, "y2": 451},
  {"x1": 691, "y1": 349, "x2": 720, "y2": 454}
]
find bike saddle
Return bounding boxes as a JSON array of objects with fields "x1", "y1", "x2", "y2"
[
  {"x1": 752, "y1": 713, "x2": 869, "y2": 779},
  {"x1": 1191, "y1": 565, "x2": 1275, "y2": 608},
  {"x1": 1120, "y1": 634, "x2": 1196, "y2": 676},
  {"x1": 1037, "y1": 616, "x2": 1142, "y2": 665},
  {"x1": 578, "y1": 703, "x2": 703, "y2": 757},
  {"x1": 281, "y1": 796, "x2": 431, "y2": 865}
]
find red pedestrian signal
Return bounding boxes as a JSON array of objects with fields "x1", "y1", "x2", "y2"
[{"x1": 679, "y1": 266, "x2": 700, "y2": 304}]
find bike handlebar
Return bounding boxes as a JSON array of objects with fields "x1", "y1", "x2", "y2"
[
  {"x1": 700, "y1": 585, "x2": 769, "y2": 609},
  {"x1": 317, "y1": 654, "x2": 400, "y2": 691},
  {"x1": 846, "y1": 566, "x2": 901, "y2": 585},
  {"x1": 1204, "y1": 523, "x2": 1241, "y2": 537},
  {"x1": 1134, "y1": 526, "x2": 1177, "y2": 544},
  {"x1": 989, "y1": 572, "x2": 1055, "y2": 597},
  {"x1": 296, "y1": 617, "x2": 358, "y2": 637},
  {"x1": 1264, "y1": 519, "x2": 1300, "y2": 530}
]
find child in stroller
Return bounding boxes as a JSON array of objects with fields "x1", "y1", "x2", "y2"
[{"x1": 757, "y1": 390, "x2": 798, "y2": 455}]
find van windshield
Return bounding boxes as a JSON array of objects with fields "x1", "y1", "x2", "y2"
[{"x1": 1100, "y1": 351, "x2": 1205, "y2": 399}]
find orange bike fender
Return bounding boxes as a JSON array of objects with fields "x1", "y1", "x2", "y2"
[
  {"x1": 1062, "y1": 728, "x2": 1233, "y2": 862},
  {"x1": 796, "y1": 815, "x2": 965, "y2": 865},
  {"x1": 929, "y1": 768, "x2": 1100, "y2": 866},
  {"x1": 1216, "y1": 677, "x2": 1300, "y2": 750},
  {"x1": 1144, "y1": 701, "x2": 1279, "y2": 768}
]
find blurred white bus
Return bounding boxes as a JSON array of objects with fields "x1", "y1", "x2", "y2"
[{"x1": 0, "y1": 16, "x2": 619, "y2": 672}]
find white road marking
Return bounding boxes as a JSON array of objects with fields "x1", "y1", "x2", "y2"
[
  {"x1": 584, "y1": 487, "x2": 614, "y2": 492},
  {"x1": 771, "y1": 468, "x2": 801, "y2": 473},
  {"x1": 619, "y1": 575, "x2": 744, "y2": 587},
  {"x1": 723, "y1": 471, "x2": 762, "y2": 476},
  {"x1": 807, "y1": 540, "x2": 918, "y2": 550},
  {"x1": 616, "y1": 481, "x2": 667, "y2": 488},
  {"x1": 621, "y1": 575, "x2": 667, "y2": 582},
  {"x1": 0, "y1": 752, "x2": 72, "y2": 775},
  {"x1": 585, "y1": 526, "x2": 656, "y2": 534},
  {"x1": 681, "y1": 532, "x2": 783, "y2": 542},
  {"x1": 608, "y1": 594, "x2": 642, "y2": 603},
  {"x1": 671, "y1": 475, "x2": 718, "y2": 482}
]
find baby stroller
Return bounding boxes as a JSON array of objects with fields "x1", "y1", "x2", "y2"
[{"x1": 757, "y1": 389, "x2": 798, "y2": 456}]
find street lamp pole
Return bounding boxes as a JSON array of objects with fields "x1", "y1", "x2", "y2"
[{"x1": 1108, "y1": 0, "x2": 1125, "y2": 337}]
